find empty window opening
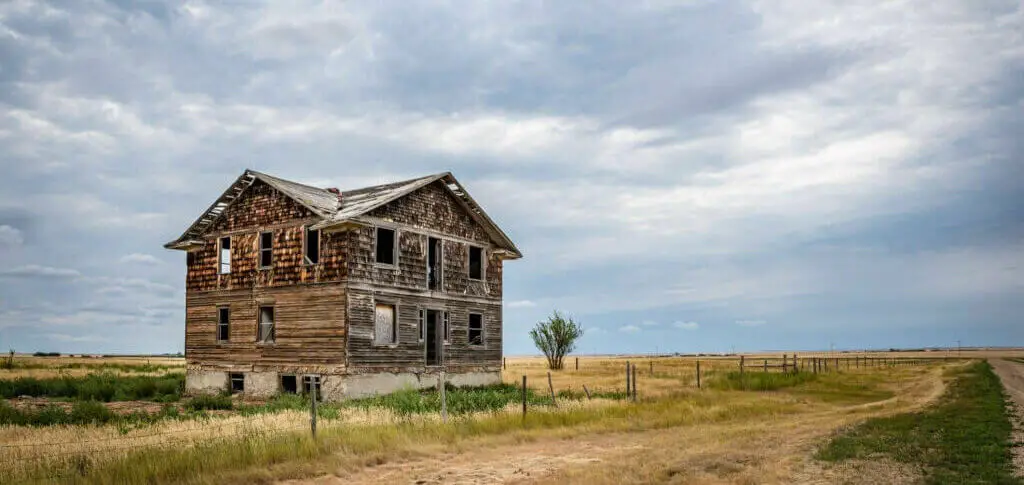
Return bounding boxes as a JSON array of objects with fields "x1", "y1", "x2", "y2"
[
  {"x1": 304, "y1": 227, "x2": 320, "y2": 265},
  {"x1": 229, "y1": 373, "x2": 244, "y2": 393},
  {"x1": 375, "y1": 227, "x2": 395, "y2": 265},
  {"x1": 469, "y1": 246, "x2": 484, "y2": 280},
  {"x1": 259, "y1": 231, "x2": 273, "y2": 268},
  {"x1": 258, "y1": 306, "x2": 275, "y2": 343},
  {"x1": 418, "y1": 309, "x2": 425, "y2": 343},
  {"x1": 428, "y1": 237, "x2": 443, "y2": 290},
  {"x1": 443, "y1": 311, "x2": 450, "y2": 344},
  {"x1": 219, "y1": 237, "x2": 231, "y2": 274},
  {"x1": 217, "y1": 307, "x2": 230, "y2": 342},
  {"x1": 469, "y1": 313, "x2": 483, "y2": 346},
  {"x1": 374, "y1": 303, "x2": 397, "y2": 345},
  {"x1": 280, "y1": 375, "x2": 298, "y2": 394},
  {"x1": 302, "y1": 375, "x2": 321, "y2": 399}
]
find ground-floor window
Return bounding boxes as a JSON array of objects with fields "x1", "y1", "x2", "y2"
[
  {"x1": 302, "y1": 375, "x2": 322, "y2": 400},
  {"x1": 280, "y1": 375, "x2": 297, "y2": 394},
  {"x1": 229, "y1": 373, "x2": 244, "y2": 393}
]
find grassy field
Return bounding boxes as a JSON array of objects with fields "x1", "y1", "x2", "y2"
[{"x1": 3, "y1": 353, "x2": 1021, "y2": 483}]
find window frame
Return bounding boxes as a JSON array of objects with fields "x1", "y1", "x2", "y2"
[
  {"x1": 468, "y1": 312, "x2": 484, "y2": 348},
  {"x1": 468, "y1": 245, "x2": 486, "y2": 281},
  {"x1": 218, "y1": 236, "x2": 231, "y2": 275},
  {"x1": 374, "y1": 227, "x2": 398, "y2": 267},
  {"x1": 257, "y1": 305, "x2": 275, "y2": 344},
  {"x1": 229, "y1": 372, "x2": 245, "y2": 394},
  {"x1": 303, "y1": 225, "x2": 321, "y2": 265},
  {"x1": 443, "y1": 311, "x2": 450, "y2": 345},
  {"x1": 217, "y1": 306, "x2": 230, "y2": 342},
  {"x1": 258, "y1": 231, "x2": 274, "y2": 269},
  {"x1": 372, "y1": 301, "x2": 399, "y2": 346}
]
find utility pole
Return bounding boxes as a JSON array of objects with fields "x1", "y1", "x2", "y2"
[{"x1": 957, "y1": 340, "x2": 961, "y2": 359}]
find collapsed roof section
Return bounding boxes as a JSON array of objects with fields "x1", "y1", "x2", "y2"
[{"x1": 163, "y1": 170, "x2": 522, "y2": 259}]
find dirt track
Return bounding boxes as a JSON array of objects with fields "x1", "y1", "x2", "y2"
[{"x1": 989, "y1": 359, "x2": 1024, "y2": 477}]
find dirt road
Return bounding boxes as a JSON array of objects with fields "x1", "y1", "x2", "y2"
[
  {"x1": 284, "y1": 366, "x2": 948, "y2": 485},
  {"x1": 989, "y1": 358, "x2": 1024, "y2": 477}
]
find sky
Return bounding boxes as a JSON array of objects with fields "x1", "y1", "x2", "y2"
[{"x1": 0, "y1": 0, "x2": 1021, "y2": 356}]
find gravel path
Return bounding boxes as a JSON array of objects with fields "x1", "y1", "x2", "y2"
[{"x1": 989, "y1": 358, "x2": 1024, "y2": 478}]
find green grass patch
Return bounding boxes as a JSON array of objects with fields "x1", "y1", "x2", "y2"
[
  {"x1": 186, "y1": 394, "x2": 234, "y2": 411},
  {"x1": 709, "y1": 370, "x2": 819, "y2": 391},
  {"x1": 0, "y1": 360, "x2": 180, "y2": 373},
  {"x1": 0, "y1": 372, "x2": 184, "y2": 402},
  {"x1": 341, "y1": 383, "x2": 554, "y2": 416},
  {"x1": 0, "y1": 399, "x2": 192, "y2": 427},
  {"x1": 817, "y1": 361, "x2": 1020, "y2": 484}
]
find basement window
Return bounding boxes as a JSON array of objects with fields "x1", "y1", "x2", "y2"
[
  {"x1": 302, "y1": 375, "x2": 322, "y2": 399},
  {"x1": 218, "y1": 237, "x2": 231, "y2": 274},
  {"x1": 375, "y1": 227, "x2": 396, "y2": 265},
  {"x1": 469, "y1": 313, "x2": 483, "y2": 346},
  {"x1": 217, "y1": 307, "x2": 230, "y2": 342},
  {"x1": 374, "y1": 303, "x2": 397, "y2": 345},
  {"x1": 229, "y1": 373, "x2": 244, "y2": 393},
  {"x1": 304, "y1": 227, "x2": 320, "y2": 265},
  {"x1": 258, "y1": 306, "x2": 275, "y2": 343},
  {"x1": 469, "y1": 246, "x2": 484, "y2": 280},
  {"x1": 259, "y1": 231, "x2": 273, "y2": 268},
  {"x1": 280, "y1": 375, "x2": 297, "y2": 394}
]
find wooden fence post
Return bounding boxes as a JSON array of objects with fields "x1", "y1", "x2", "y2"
[
  {"x1": 440, "y1": 370, "x2": 448, "y2": 423},
  {"x1": 783, "y1": 354, "x2": 788, "y2": 373},
  {"x1": 310, "y1": 381, "x2": 317, "y2": 438},
  {"x1": 696, "y1": 360, "x2": 701, "y2": 389},
  {"x1": 583, "y1": 384, "x2": 591, "y2": 400},
  {"x1": 521, "y1": 375, "x2": 527, "y2": 421},
  {"x1": 632, "y1": 364, "x2": 638, "y2": 401},
  {"x1": 547, "y1": 371, "x2": 557, "y2": 407},
  {"x1": 575, "y1": 357, "x2": 579, "y2": 371},
  {"x1": 740, "y1": 355, "x2": 745, "y2": 376},
  {"x1": 626, "y1": 361, "x2": 631, "y2": 395},
  {"x1": 650, "y1": 360, "x2": 654, "y2": 376},
  {"x1": 763, "y1": 359, "x2": 768, "y2": 373}
]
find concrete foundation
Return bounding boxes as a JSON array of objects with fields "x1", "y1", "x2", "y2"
[
  {"x1": 244, "y1": 371, "x2": 279, "y2": 398},
  {"x1": 185, "y1": 369, "x2": 228, "y2": 395}
]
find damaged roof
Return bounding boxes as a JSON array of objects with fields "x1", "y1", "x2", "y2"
[{"x1": 164, "y1": 170, "x2": 522, "y2": 258}]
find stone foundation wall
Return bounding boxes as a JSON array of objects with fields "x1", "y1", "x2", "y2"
[{"x1": 185, "y1": 369, "x2": 228, "y2": 395}]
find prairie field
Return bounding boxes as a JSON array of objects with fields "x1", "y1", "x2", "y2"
[{"x1": 1, "y1": 352, "x2": 1021, "y2": 484}]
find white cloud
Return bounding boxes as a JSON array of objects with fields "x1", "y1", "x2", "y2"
[
  {"x1": 45, "y1": 333, "x2": 109, "y2": 343},
  {"x1": 0, "y1": 225, "x2": 23, "y2": 247},
  {"x1": 505, "y1": 300, "x2": 536, "y2": 309},
  {"x1": 0, "y1": 265, "x2": 81, "y2": 279},
  {"x1": 119, "y1": 253, "x2": 163, "y2": 265},
  {"x1": 673, "y1": 321, "x2": 699, "y2": 330},
  {"x1": 619, "y1": 325, "x2": 641, "y2": 333},
  {"x1": 736, "y1": 320, "x2": 767, "y2": 327}
]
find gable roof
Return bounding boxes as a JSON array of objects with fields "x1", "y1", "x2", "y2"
[{"x1": 164, "y1": 170, "x2": 522, "y2": 259}]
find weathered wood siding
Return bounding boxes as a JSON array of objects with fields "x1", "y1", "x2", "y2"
[
  {"x1": 345, "y1": 181, "x2": 504, "y2": 371},
  {"x1": 184, "y1": 179, "x2": 348, "y2": 369},
  {"x1": 185, "y1": 284, "x2": 346, "y2": 369}
]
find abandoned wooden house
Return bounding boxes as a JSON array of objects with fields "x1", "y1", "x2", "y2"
[{"x1": 164, "y1": 170, "x2": 521, "y2": 400}]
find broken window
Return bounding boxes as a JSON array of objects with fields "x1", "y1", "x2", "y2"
[
  {"x1": 304, "y1": 227, "x2": 320, "y2": 265},
  {"x1": 302, "y1": 375, "x2": 321, "y2": 399},
  {"x1": 469, "y1": 313, "x2": 483, "y2": 346},
  {"x1": 280, "y1": 375, "x2": 297, "y2": 394},
  {"x1": 229, "y1": 373, "x2": 244, "y2": 393},
  {"x1": 428, "y1": 237, "x2": 443, "y2": 290},
  {"x1": 259, "y1": 231, "x2": 273, "y2": 268},
  {"x1": 374, "y1": 303, "x2": 396, "y2": 345},
  {"x1": 443, "y1": 311, "x2": 450, "y2": 344},
  {"x1": 469, "y1": 246, "x2": 484, "y2": 280},
  {"x1": 375, "y1": 227, "x2": 395, "y2": 265},
  {"x1": 258, "y1": 306, "x2": 275, "y2": 343},
  {"x1": 217, "y1": 307, "x2": 230, "y2": 342},
  {"x1": 219, "y1": 237, "x2": 231, "y2": 274}
]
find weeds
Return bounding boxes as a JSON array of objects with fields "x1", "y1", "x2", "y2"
[
  {"x1": 185, "y1": 394, "x2": 234, "y2": 411},
  {"x1": 817, "y1": 361, "x2": 1019, "y2": 484},
  {"x1": 709, "y1": 371, "x2": 818, "y2": 391},
  {"x1": 0, "y1": 372, "x2": 184, "y2": 402},
  {"x1": 341, "y1": 383, "x2": 553, "y2": 416}
]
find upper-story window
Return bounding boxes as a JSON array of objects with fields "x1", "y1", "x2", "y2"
[
  {"x1": 259, "y1": 231, "x2": 273, "y2": 268},
  {"x1": 218, "y1": 237, "x2": 231, "y2": 274},
  {"x1": 375, "y1": 227, "x2": 396, "y2": 265},
  {"x1": 304, "y1": 227, "x2": 320, "y2": 265},
  {"x1": 217, "y1": 307, "x2": 230, "y2": 342},
  {"x1": 468, "y1": 246, "x2": 484, "y2": 280}
]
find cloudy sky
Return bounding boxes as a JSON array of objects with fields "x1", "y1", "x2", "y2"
[{"x1": 0, "y1": 1, "x2": 1021, "y2": 355}]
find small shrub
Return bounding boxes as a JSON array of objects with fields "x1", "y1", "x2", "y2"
[
  {"x1": 69, "y1": 401, "x2": 115, "y2": 425},
  {"x1": 186, "y1": 394, "x2": 233, "y2": 411}
]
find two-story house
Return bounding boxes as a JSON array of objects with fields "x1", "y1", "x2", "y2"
[{"x1": 164, "y1": 170, "x2": 521, "y2": 400}]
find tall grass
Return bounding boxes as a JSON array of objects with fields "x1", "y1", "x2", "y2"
[
  {"x1": 709, "y1": 371, "x2": 818, "y2": 391},
  {"x1": 0, "y1": 372, "x2": 184, "y2": 402}
]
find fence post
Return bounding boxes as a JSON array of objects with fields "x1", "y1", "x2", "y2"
[
  {"x1": 740, "y1": 355, "x2": 745, "y2": 376},
  {"x1": 783, "y1": 354, "x2": 788, "y2": 373},
  {"x1": 522, "y1": 375, "x2": 527, "y2": 421},
  {"x1": 763, "y1": 359, "x2": 768, "y2": 373},
  {"x1": 547, "y1": 371, "x2": 557, "y2": 407},
  {"x1": 793, "y1": 354, "x2": 798, "y2": 374},
  {"x1": 626, "y1": 361, "x2": 631, "y2": 394},
  {"x1": 696, "y1": 360, "x2": 701, "y2": 389},
  {"x1": 504, "y1": 357, "x2": 507, "y2": 370},
  {"x1": 583, "y1": 384, "x2": 591, "y2": 400},
  {"x1": 310, "y1": 381, "x2": 318, "y2": 438},
  {"x1": 576, "y1": 357, "x2": 579, "y2": 371},
  {"x1": 626, "y1": 364, "x2": 634, "y2": 401},
  {"x1": 650, "y1": 360, "x2": 654, "y2": 376}
]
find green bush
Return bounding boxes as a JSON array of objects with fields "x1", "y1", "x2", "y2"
[
  {"x1": 69, "y1": 400, "x2": 115, "y2": 424},
  {"x1": 185, "y1": 394, "x2": 233, "y2": 411}
]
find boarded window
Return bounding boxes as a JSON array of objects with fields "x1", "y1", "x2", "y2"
[
  {"x1": 217, "y1": 307, "x2": 230, "y2": 342},
  {"x1": 229, "y1": 373, "x2": 244, "y2": 393},
  {"x1": 375, "y1": 228, "x2": 395, "y2": 265},
  {"x1": 304, "y1": 227, "x2": 320, "y2": 265},
  {"x1": 469, "y1": 313, "x2": 483, "y2": 346},
  {"x1": 374, "y1": 304, "x2": 397, "y2": 344},
  {"x1": 469, "y1": 246, "x2": 483, "y2": 280},
  {"x1": 219, "y1": 237, "x2": 231, "y2": 274},
  {"x1": 259, "y1": 231, "x2": 273, "y2": 268},
  {"x1": 258, "y1": 306, "x2": 275, "y2": 343},
  {"x1": 280, "y1": 375, "x2": 297, "y2": 394}
]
